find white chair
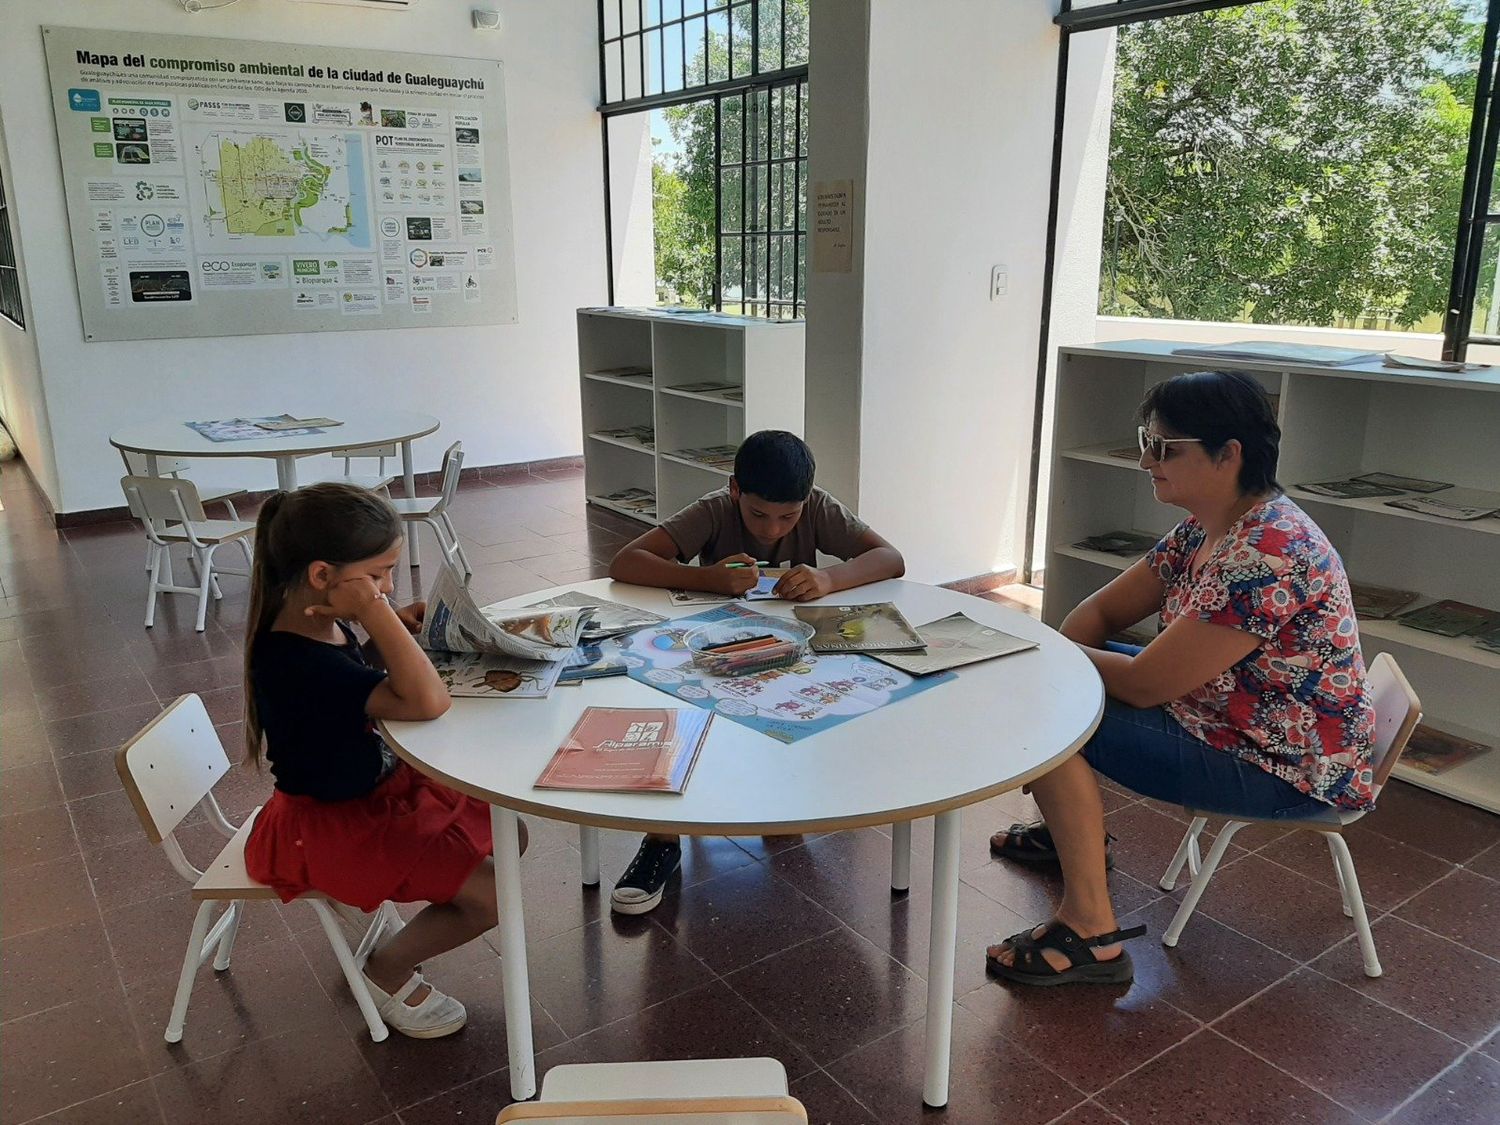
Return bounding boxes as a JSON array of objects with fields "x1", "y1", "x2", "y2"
[
  {"x1": 388, "y1": 440, "x2": 473, "y2": 577},
  {"x1": 1157, "y1": 652, "x2": 1422, "y2": 977},
  {"x1": 121, "y1": 475, "x2": 256, "y2": 632},
  {"x1": 115, "y1": 694, "x2": 403, "y2": 1045},
  {"x1": 299, "y1": 443, "x2": 399, "y2": 493},
  {"x1": 119, "y1": 449, "x2": 249, "y2": 569},
  {"x1": 496, "y1": 1059, "x2": 806, "y2": 1123}
]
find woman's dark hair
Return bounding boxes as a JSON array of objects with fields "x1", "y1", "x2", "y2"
[
  {"x1": 733, "y1": 430, "x2": 816, "y2": 503},
  {"x1": 1139, "y1": 370, "x2": 1281, "y2": 495},
  {"x1": 243, "y1": 484, "x2": 403, "y2": 764}
]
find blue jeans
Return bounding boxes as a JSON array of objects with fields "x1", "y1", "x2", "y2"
[{"x1": 1081, "y1": 644, "x2": 1331, "y2": 821}]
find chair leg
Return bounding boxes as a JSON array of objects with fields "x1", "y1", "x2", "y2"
[
  {"x1": 194, "y1": 548, "x2": 214, "y2": 632},
  {"x1": 212, "y1": 901, "x2": 243, "y2": 971},
  {"x1": 145, "y1": 543, "x2": 162, "y2": 628},
  {"x1": 1162, "y1": 820, "x2": 1245, "y2": 947},
  {"x1": 205, "y1": 547, "x2": 224, "y2": 600},
  {"x1": 1326, "y1": 835, "x2": 1355, "y2": 918},
  {"x1": 1327, "y1": 834, "x2": 1381, "y2": 977},
  {"x1": 311, "y1": 901, "x2": 389, "y2": 1043},
  {"x1": 166, "y1": 900, "x2": 216, "y2": 1043},
  {"x1": 443, "y1": 514, "x2": 474, "y2": 577},
  {"x1": 1160, "y1": 816, "x2": 1208, "y2": 891},
  {"x1": 224, "y1": 500, "x2": 241, "y2": 521},
  {"x1": 237, "y1": 537, "x2": 254, "y2": 570}
]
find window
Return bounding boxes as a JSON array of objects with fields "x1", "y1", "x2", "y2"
[
  {"x1": 600, "y1": 1, "x2": 809, "y2": 318},
  {"x1": 1444, "y1": 0, "x2": 1500, "y2": 359},
  {"x1": 0, "y1": 160, "x2": 22, "y2": 330}
]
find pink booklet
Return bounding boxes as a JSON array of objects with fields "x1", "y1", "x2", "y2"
[{"x1": 534, "y1": 708, "x2": 712, "y2": 793}]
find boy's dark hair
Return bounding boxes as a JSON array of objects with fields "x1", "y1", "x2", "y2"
[
  {"x1": 1139, "y1": 370, "x2": 1281, "y2": 495},
  {"x1": 733, "y1": 430, "x2": 816, "y2": 503}
]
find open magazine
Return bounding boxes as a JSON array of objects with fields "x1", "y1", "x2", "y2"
[{"x1": 419, "y1": 566, "x2": 591, "y2": 698}]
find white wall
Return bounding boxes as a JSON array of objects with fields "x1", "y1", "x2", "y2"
[{"x1": 0, "y1": 0, "x2": 604, "y2": 515}]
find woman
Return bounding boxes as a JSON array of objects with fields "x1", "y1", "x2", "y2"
[{"x1": 986, "y1": 369, "x2": 1373, "y2": 986}]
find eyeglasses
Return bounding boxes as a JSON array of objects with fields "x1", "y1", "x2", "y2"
[{"x1": 1137, "y1": 425, "x2": 1203, "y2": 463}]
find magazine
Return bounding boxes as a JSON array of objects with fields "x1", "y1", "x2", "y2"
[
  {"x1": 1394, "y1": 599, "x2": 1499, "y2": 638},
  {"x1": 669, "y1": 570, "x2": 786, "y2": 606},
  {"x1": 535, "y1": 707, "x2": 713, "y2": 793},
  {"x1": 1348, "y1": 581, "x2": 1420, "y2": 620},
  {"x1": 522, "y1": 591, "x2": 666, "y2": 640},
  {"x1": 1386, "y1": 489, "x2": 1500, "y2": 521},
  {"x1": 871, "y1": 613, "x2": 1038, "y2": 676},
  {"x1": 668, "y1": 445, "x2": 738, "y2": 469},
  {"x1": 419, "y1": 565, "x2": 589, "y2": 661},
  {"x1": 1350, "y1": 472, "x2": 1452, "y2": 494},
  {"x1": 1296, "y1": 478, "x2": 1403, "y2": 499},
  {"x1": 429, "y1": 651, "x2": 566, "y2": 699},
  {"x1": 1171, "y1": 341, "x2": 1380, "y2": 366},
  {"x1": 668, "y1": 380, "x2": 740, "y2": 396},
  {"x1": 1401, "y1": 725, "x2": 1492, "y2": 776},
  {"x1": 1382, "y1": 353, "x2": 1489, "y2": 373},
  {"x1": 559, "y1": 639, "x2": 632, "y2": 682},
  {"x1": 1073, "y1": 530, "x2": 1161, "y2": 556},
  {"x1": 588, "y1": 366, "x2": 653, "y2": 382},
  {"x1": 794, "y1": 602, "x2": 926, "y2": 653},
  {"x1": 1473, "y1": 623, "x2": 1500, "y2": 655},
  {"x1": 597, "y1": 486, "x2": 657, "y2": 513},
  {"x1": 186, "y1": 416, "x2": 330, "y2": 442},
  {"x1": 254, "y1": 415, "x2": 343, "y2": 431}
]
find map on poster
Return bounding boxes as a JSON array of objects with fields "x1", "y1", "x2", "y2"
[
  {"x1": 619, "y1": 605, "x2": 955, "y2": 744},
  {"x1": 42, "y1": 26, "x2": 516, "y2": 341}
]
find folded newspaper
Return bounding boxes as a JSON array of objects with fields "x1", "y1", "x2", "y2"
[{"x1": 420, "y1": 565, "x2": 590, "y2": 661}]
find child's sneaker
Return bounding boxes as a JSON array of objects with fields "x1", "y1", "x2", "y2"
[
  {"x1": 610, "y1": 838, "x2": 682, "y2": 915},
  {"x1": 361, "y1": 971, "x2": 467, "y2": 1039}
]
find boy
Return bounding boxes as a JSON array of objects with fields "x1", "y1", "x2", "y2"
[{"x1": 606, "y1": 429, "x2": 904, "y2": 913}]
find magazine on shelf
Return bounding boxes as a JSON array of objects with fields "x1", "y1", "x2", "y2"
[
  {"x1": 429, "y1": 651, "x2": 567, "y2": 699},
  {"x1": 1350, "y1": 472, "x2": 1452, "y2": 494},
  {"x1": 420, "y1": 565, "x2": 589, "y2": 661},
  {"x1": 870, "y1": 613, "x2": 1038, "y2": 676},
  {"x1": 669, "y1": 445, "x2": 738, "y2": 469},
  {"x1": 1400, "y1": 725, "x2": 1493, "y2": 776},
  {"x1": 668, "y1": 380, "x2": 740, "y2": 396},
  {"x1": 593, "y1": 425, "x2": 656, "y2": 449},
  {"x1": 1073, "y1": 530, "x2": 1161, "y2": 557},
  {"x1": 1394, "y1": 599, "x2": 1499, "y2": 638},
  {"x1": 794, "y1": 602, "x2": 926, "y2": 653},
  {"x1": 1296, "y1": 478, "x2": 1403, "y2": 499},
  {"x1": 1473, "y1": 623, "x2": 1500, "y2": 655},
  {"x1": 588, "y1": 366, "x2": 653, "y2": 382},
  {"x1": 1386, "y1": 488, "x2": 1500, "y2": 521},
  {"x1": 534, "y1": 707, "x2": 713, "y2": 793},
  {"x1": 1382, "y1": 353, "x2": 1489, "y2": 373},
  {"x1": 597, "y1": 486, "x2": 657, "y2": 513},
  {"x1": 1348, "y1": 581, "x2": 1420, "y2": 620},
  {"x1": 522, "y1": 591, "x2": 666, "y2": 640},
  {"x1": 1171, "y1": 341, "x2": 1380, "y2": 366}
]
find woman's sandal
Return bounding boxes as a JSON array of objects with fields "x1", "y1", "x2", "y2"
[
  {"x1": 989, "y1": 821, "x2": 1116, "y2": 870},
  {"x1": 985, "y1": 919, "x2": 1147, "y2": 987}
]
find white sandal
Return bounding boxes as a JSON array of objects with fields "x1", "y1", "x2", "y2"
[{"x1": 361, "y1": 970, "x2": 467, "y2": 1039}]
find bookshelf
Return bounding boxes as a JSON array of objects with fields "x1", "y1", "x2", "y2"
[
  {"x1": 577, "y1": 307, "x2": 805, "y2": 527},
  {"x1": 1043, "y1": 339, "x2": 1500, "y2": 813}
]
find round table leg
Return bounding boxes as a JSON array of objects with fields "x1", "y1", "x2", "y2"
[
  {"x1": 275, "y1": 457, "x2": 297, "y2": 492},
  {"x1": 923, "y1": 809, "x2": 961, "y2": 1108},
  {"x1": 579, "y1": 825, "x2": 601, "y2": 887},
  {"x1": 491, "y1": 806, "x2": 536, "y2": 1101},
  {"x1": 890, "y1": 821, "x2": 912, "y2": 892}
]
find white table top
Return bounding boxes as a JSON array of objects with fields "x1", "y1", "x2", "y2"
[
  {"x1": 109, "y1": 410, "x2": 441, "y2": 460},
  {"x1": 381, "y1": 578, "x2": 1104, "y2": 834}
]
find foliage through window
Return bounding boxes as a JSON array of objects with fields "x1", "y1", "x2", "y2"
[{"x1": 0, "y1": 159, "x2": 22, "y2": 330}]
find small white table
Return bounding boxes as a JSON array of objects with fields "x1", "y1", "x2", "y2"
[
  {"x1": 110, "y1": 411, "x2": 440, "y2": 565},
  {"x1": 380, "y1": 578, "x2": 1104, "y2": 1108}
]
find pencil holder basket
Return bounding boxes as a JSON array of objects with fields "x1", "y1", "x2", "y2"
[{"x1": 685, "y1": 617, "x2": 815, "y2": 677}]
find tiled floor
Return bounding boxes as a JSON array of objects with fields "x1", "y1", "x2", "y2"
[{"x1": 2, "y1": 460, "x2": 1498, "y2": 1125}]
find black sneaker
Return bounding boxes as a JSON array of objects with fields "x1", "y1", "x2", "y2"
[{"x1": 610, "y1": 838, "x2": 682, "y2": 915}]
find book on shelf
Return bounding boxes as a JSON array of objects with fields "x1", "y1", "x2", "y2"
[
  {"x1": 593, "y1": 425, "x2": 656, "y2": 449},
  {"x1": 1382, "y1": 353, "x2": 1490, "y2": 373},
  {"x1": 1348, "y1": 581, "x2": 1420, "y2": 620},
  {"x1": 794, "y1": 603, "x2": 926, "y2": 653},
  {"x1": 1350, "y1": 472, "x2": 1452, "y2": 494},
  {"x1": 1400, "y1": 724, "x2": 1492, "y2": 776},
  {"x1": 534, "y1": 707, "x2": 713, "y2": 793},
  {"x1": 428, "y1": 651, "x2": 565, "y2": 699},
  {"x1": 1472, "y1": 623, "x2": 1500, "y2": 654},
  {"x1": 1073, "y1": 530, "x2": 1161, "y2": 557},
  {"x1": 1385, "y1": 488, "x2": 1500, "y2": 521},
  {"x1": 1171, "y1": 341, "x2": 1380, "y2": 366},
  {"x1": 721, "y1": 387, "x2": 744, "y2": 401},
  {"x1": 1394, "y1": 599, "x2": 1499, "y2": 638},
  {"x1": 668, "y1": 380, "x2": 740, "y2": 396},
  {"x1": 870, "y1": 612, "x2": 1038, "y2": 676},
  {"x1": 587, "y1": 365, "x2": 653, "y2": 382},
  {"x1": 1296, "y1": 478, "x2": 1404, "y2": 499},
  {"x1": 595, "y1": 486, "x2": 657, "y2": 516},
  {"x1": 521, "y1": 591, "x2": 666, "y2": 641},
  {"x1": 668, "y1": 445, "x2": 738, "y2": 469}
]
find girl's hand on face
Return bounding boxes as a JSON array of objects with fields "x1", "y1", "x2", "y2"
[
  {"x1": 306, "y1": 574, "x2": 386, "y2": 622},
  {"x1": 394, "y1": 600, "x2": 427, "y2": 634}
]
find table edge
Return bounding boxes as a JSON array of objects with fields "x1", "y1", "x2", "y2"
[{"x1": 109, "y1": 417, "x2": 442, "y2": 459}]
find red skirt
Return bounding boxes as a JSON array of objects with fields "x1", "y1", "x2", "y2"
[{"x1": 245, "y1": 762, "x2": 494, "y2": 912}]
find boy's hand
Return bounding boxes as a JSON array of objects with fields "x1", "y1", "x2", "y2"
[
  {"x1": 308, "y1": 575, "x2": 387, "y2": 622},
  {"x1": 775, "y1": 565, "x2": 833, "y2": 602},
  {"x1": 707, "y1": 554, "x2": 761, "y2": 595},
  {"x1": 394, "y1": 600, "x2": 427, "y2": 635}
]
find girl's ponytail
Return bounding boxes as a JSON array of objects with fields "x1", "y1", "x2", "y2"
[{"x1": 243, "y1": 492, "x2": 289, "y2": 765}]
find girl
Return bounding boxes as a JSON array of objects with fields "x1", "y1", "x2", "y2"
[{"x1": 243, "y1": 483, "x2": 523, "y2": 1038}]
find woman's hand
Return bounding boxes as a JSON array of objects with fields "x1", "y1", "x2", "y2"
[{"x1": 394, "y1": 600, "x2": 427, "y2": 635}]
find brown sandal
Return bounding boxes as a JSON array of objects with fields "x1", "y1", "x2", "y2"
[
  {"x1": 989, "y1": 821, "x2": 1115, "y2": 870},
  {"x1": 985, "y1": 919, "x2": 1145, "y2": 986}
]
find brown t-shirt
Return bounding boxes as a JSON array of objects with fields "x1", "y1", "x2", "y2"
[{"x1": 659, "y1": 486, "x2": 871, "y2": 566}]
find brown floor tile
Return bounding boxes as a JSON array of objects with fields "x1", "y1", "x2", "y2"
[
  {"x1": 1468, "y1": 842, "x2": 1500, "y2": 881},
  {"x1": 1118, "y1": 896, "x2": 1298, "y2": 1023},
  {"x1": 652, "y1": 865, "x2": 841, "y2": 974},
  {"x1": 1216, "y1": 967, "x2": 1465, "y2": 1119},
  {"x1": 1, "y1": 851, "x2": 98, "y2": 939},
  {"x1": 0, "y1": 986, "x2": 150, "y2": 1123},
  {"x1": 1097, "y1": 1028, "x2": 1361, "y2": 1124},
  {"x1": 123, "y1": 623, "x2": 243, "y2": 671},
  {"x1": 957, "y1": 963, "x2": 1201, "y2": 1095},
  {"x1": 523, "y1": 915, "x2": 715, "y2": 1037},
  {"x1": 0, "y1": 758, "x2": 65, "y2": 816},
  {"x1": 768, "y1": 827, "x2": 933, "y2": 924},
  {"x1": 0, "y1": 917, "x2": 119, "y2": 1024},
  {"x1": 1388, "y1": 1049, "x2": 1500, "y2": 1125},
  {"x1": 726, "y1": 928, "x2": 928, "y2": 1066},
  {"x1": 28, "y1": 1079, "x2": 165, "y2": 1125},
  {"x1": 506, "y1": 838, "x2": 616, "y2": 943},
  {"x1": 829, "y1": 1003, "x2": 1088, "y2": 1124},
  {"x1": 1352, "y1": 779, "x2": 1500, "y2": 864},
  {"x1": 961, "y1": 854, "x2": 1162, "y2": 924},
  {"x1": 68, "y1": 788, "x2": 153, "y2": 852},
  {"x1": 393, "y1": 1066, "x2": 514, "y2": 1125},
  {"x1": 0, "y1": 605, "x2": 105, "y2": 643},
  {"x1": 0, "y1": 708, "x2": 53, "y2": 770},
  {"x1": 1397, "y1": 868, "x2": 1500, "y2": 960},
  {"x1": 1103, "y1": 802, "x2": 1248, "y2": 888},
  {"x1": 142, "y1": 654, "x2": 244, "y2": 700},
  {"x1": 103, "y1": 895, "x2": 291, "y2": 986},
  {"x1": 594, "y1": 829, "x2": 761, "y2": 889},
  {"x1": 53, "y1": 747, "x2": 127, "y2": 804},
  {"x1": 19, "y1": 627, "x2": 135, "y2": 690},
  {"x1": 1257, "y1": 827, "x2": 1454, "y2": 910},
  {"x1": 2, "y1": 802, "x2": 80, "y2": 869},
  {"x1": 1191, "y1": 853, "x2": 1373, "y2": 963},
  {"x1": 45, "y1": 703, "x2": 164, "y2": 758},
  {"x1": 1052, "y1": 1102, "x2": 1127, "y2": 1125},
  {"x1": 1310, "y1": 916, "x2": 1500, "y2": 1044},
  {"x1": 34, "y1": 670, "x2": 157, "y2": 723},
  {"x1": 790, "y1": 1069, "x2": 877, "y2": 1125},
  {"x1": 82, "y1": 821, "x2": 231, "y2": 913}
]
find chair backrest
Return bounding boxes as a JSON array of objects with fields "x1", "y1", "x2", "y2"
[
  {"x1": 1365, "y1": 652, "x2": 1422, "y2": 788},
  {"x1": 495, "y1": 1097, "x2": 807, "y2": 1124},
  {"x1": 115, "y1": 694, "x2": 233, "y2": 845},
  {"x1": 120, "y1": 449, "x2": 190, "y2": 476},
  {"x1": 122, "y1": 474, "x2": 207, "y2": 527},
  {"x1": 432, "y1": 440, "x2": 464, "y2": 513}
]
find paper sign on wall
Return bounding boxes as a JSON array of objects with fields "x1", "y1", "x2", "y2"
[{"x1": 812, "y1": 179, "x2": 854, "y2": 274}]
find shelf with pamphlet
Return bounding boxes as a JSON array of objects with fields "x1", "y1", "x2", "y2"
[
  {"x1": 1047, "y1": 339, "x2": 1500, "y2": 813},
  {"x1": 577, "y1": 307, "x2": 804, "y2": 529}
]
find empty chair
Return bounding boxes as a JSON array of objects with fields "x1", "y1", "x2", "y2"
[
  {"x1": 118, "y1": 448, "x2": 250, "y2": 518},
  {"x1": 1157, "y1": 652, "x2": 1422, "y2": 977},
  {"x1": 388, "y1": 440, "x2": 473, "y2": 577},
  {"x1": 298, "y1": 443, "x2": 399, "y2": 493},
  {"x1": 496, "y1": 1058, "x2": 806, "y2": 1123},
  {"x1": 121, "y1": 475, "x2": 255, "y2": 632},
  {"x1": 116, "y1": 694, "x2": 403, "y2": 1044}
]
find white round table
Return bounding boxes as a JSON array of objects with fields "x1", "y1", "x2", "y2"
[
  {"x1": 110, "y1": 410, "x2": 439, "y2": 562},
  {"x1": 381, "y1": 577, "x2": 1104, "y2": 1107}
]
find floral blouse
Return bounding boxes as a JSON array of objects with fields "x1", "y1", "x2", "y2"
[{"x1": 1145, "y1": 495, "x2": 1375, "y2": 810}]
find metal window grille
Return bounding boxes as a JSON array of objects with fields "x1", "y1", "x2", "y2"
[{"x1": 0, "y1": 160, "x2": 22, "y2": 331}]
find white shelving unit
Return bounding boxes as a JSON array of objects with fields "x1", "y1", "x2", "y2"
[
  {"x1": 1043, "y1": 339, "x2": 1500, "y2": 813},
  {"x1": 577, "y1": 307, "x2": 805, "y2": 527}
]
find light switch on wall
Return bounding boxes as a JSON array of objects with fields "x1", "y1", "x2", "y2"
[{"x1": 990, "y1": 265, "x2": 1008, "y2": 300}]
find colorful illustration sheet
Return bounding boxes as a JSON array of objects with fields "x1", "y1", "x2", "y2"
[
  {"x1": 620, "y1": 605, "x2": 954, "y2": 744},
  {"x1": 429, "y1": 651, "x2": 564, "y2": 699},
  {"x1": 186, "y1": 415, "x2": 328, "y2": 442}
]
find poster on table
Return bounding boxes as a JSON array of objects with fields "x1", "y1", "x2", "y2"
[{"x1": 43, "y1": 26, "x2": 517, "y2": 342}]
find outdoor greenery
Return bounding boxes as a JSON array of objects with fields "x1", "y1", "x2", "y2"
[{"x1": 1103, "y1": 0, "x2": 1483, "y2": 330}]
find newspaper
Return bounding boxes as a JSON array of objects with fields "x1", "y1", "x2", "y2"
[{"x1": 419, "y1": 565, "x2": 589, "y2": 660}]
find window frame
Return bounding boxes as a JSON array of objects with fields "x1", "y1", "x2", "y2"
[
  {"x1": 1443, "y1": 0, "x2": 1500, "y2": 360},
  {"x1": 0, "y1": 156, "x2": 23, "y2": 331}
]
